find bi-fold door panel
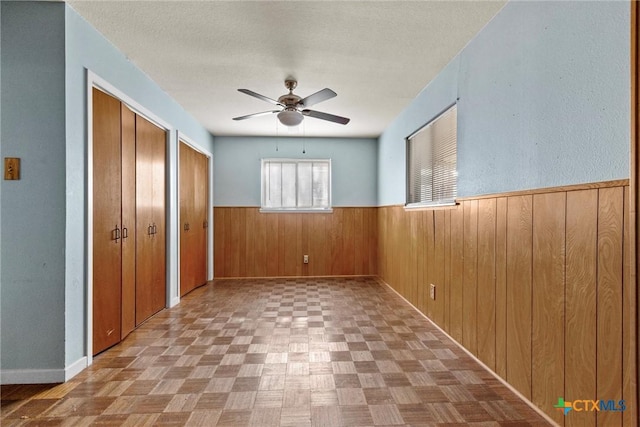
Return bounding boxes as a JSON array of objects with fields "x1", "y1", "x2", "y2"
[
  {"x1": 135, "y1": 115, "x2": 166, "y2": 325},
  {"x1": 92, "y1": 88, "x2": 123, "y2": 355},
  {"x1": 195, "y1": 151, "x2": 209, "y2": 286},
  {"x1": 120, "y1": 104, "x2": 136, "y2": 338},
  {"x1": 179, "y1": 142, "x2": 208, "y2": 296}
]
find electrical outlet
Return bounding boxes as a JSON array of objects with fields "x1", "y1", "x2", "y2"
[
  {"x1": 429, "y1": 284, "x2": 436, "y2": 300},
  {"x1": 303, "y1": 255, "x2": 309, "y2": 264}
]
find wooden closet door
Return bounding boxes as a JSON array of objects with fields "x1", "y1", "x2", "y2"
[
  {"x1": 135, "y1": 115, "x2": 166, "y2": 324},
  {"x1": 151, "y1": 124, "x2": 167, "y2": 312},
  {"x1": 195, "y1": 150, "x2": 209, "y2": 286},
  {"x1": 92, "y1": 88, "x2": 122, "y2": 354},
  {"x1": 121, "y1": 105, "x2": 136, "y2": 338},
  {"x1": 180, "y1": 142, "x2": 195, "y2": 296}
]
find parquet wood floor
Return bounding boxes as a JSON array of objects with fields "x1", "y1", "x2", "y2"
[{"x1": 1, "y1": 277, "x2": 551, "y2": 426}]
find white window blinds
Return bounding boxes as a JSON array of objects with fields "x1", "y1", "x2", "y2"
[
  {"x1": 407, "y1": 105, "x2": 457, "y2": 206},
  {"x1": 262, "y1": 159, "x2": 331, "y2": 211}
]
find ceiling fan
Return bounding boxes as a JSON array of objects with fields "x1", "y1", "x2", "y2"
[{"x1": 233, "y1": 79, "x2": 350, "y2": 127}]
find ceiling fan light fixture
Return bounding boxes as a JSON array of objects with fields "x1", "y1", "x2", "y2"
[{"x1": 277, "y1": 109, "x2": 304, "y2": 127}]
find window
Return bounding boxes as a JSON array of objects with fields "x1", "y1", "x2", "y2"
[
  {"x1": 261, "y1": 159, "x2": 332, "y2": 211},
  {"x1": 406, "y1": 104, "x2": 457, "y2": 207}
]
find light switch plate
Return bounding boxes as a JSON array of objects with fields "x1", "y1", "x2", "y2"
[{"x1": 4, "y1": 158, "x2": 20, "y2": 180}]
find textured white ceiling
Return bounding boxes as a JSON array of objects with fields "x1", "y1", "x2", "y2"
[{"x1": 67, "y1": 1, "x2": 506, "y2": 138}]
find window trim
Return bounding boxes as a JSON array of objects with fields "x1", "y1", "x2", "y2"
[
  {"x1": 260, "y1": 158, "x2": 333, "y2": 213},
  {"x1": 405, "y1": 103, "x2": 458, "y2": 209}
]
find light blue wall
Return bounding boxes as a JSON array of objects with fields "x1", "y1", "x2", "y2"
[
  {"x1": 1, "y1": 1, "x2": 215, "y2": 378},
  {"x1": 214, "y1": 136, "x2": 378, "y2": 207},
  {"x1": 64, "y1": 5, "x2": 214, "y2": 366},
  {"x1": 66, "y1": 7, "x2": 213, "y2": 364},
  {"x1": 1, "y1": 2, "x2": 67, "y2": 370},
  {"x1": 378, "y1": 1, "x2": 630, "y2": 205}
]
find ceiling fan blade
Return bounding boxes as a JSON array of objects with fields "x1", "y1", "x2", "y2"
[
  {"x1": 302, "y1": 109, "x2": 350, "y2": 125},
  {"x1": 238, "y1": 89, "x2": 284, "y2": 107},
  {"x1": 233, "y1": 110, "x2": 280, "y2": 121},
  {"x1": 299, "y1": 88, "x2": 337, "y2": 108}
]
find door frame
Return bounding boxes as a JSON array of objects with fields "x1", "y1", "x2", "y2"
[
  {"x1": 86, "y1": 70, "x2": 172, "y2": 365},
  {"x1": 177, "y1": 132, "x2": 214, "y2": 299}
]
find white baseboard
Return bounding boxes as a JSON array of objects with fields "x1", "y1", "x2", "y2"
[
  {"x1": 170, "y1": 296, "x2": 180, "y2": 308},
  {"x1": 65, "y1": 356, "x2": 88, "y2": 381},
  {"x1": 1, "y1": 357, "x2": 88, "y2": 385}
]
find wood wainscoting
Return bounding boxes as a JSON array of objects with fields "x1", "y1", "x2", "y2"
[
  {"x1": 214, "y1": 207, "x2": 377, "y2": 278},
  {"x1": 378, "y1": 180, "x2": 637, "y2": 426}
]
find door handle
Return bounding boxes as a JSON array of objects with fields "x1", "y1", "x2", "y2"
[
  {"x1": 203, "y1": 221, "x2": 208, "y2": 229},
  {"x1": 152, "y1": 223, "x2": 157, "y2": 235},
  {"x1": 122, "y1": 227, "x2": 128, "y2": 239},
  {"x1": 184, "y1": 222, "x2": 189, "y2": 231},
  {"x1": 114, "y1": 225, "x2": 121, "y2": 242},
  {"x1": 148, "y1": 224, "x2": 153, "y2": 235}
]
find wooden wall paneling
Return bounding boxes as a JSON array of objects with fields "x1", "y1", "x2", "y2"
[
  {"x1": 565, "y1": 189, "x2": 597, "y2": 427},
  {"x1": 377, "y1": 208, "x2": 385, "y2": 280},
  {"x1": 391, "y1": 207, "x2": 402, "y2": 297},
  {"x1": 353, "y1": 209, "x2": 365, "y2": 275},
  {"x1": 506, "y1": 195, "x2": 533, "y2": 399},
  {"x1": 295, "y1": 214, "x2": 304, "y2": 276},
  {"x1": 277, "y1": 213, "x2": 287, "y2": 275},
  {"x1": 254, "y1": 209, "x2": 268, "y2": 277},
  {"x1": 343, "y1": 209, "x2": 356, "y2": 275},
  {"x1": 242, "y1": 208, "x2": 256, "y2": 277},
  {"x1": 283, "y1": 214, "x2": 299, "y2": 276},
  {"x1": 494, "y1": 197, "x2": 508, "y2": 379},
  {"x1": 363, "y1": 208, "x2": 372, "y2": 275},
  {"x1": 410, "y1": 211, "x2": 418, "y2": 305},
  {"x1": 463, "y1": 200, "x2": 478, "y2": 355},
  {"x1": 223, "y1": 207, "x2": 239, "y2": 276},
  {"x1": 388, "y1": 208, "x2": 399, "y2": 294},
  {"x1": 531, "y1": 192, "x2": 566, "y2": 425},
  {"x1": 92, "y1": 88, "x2": 123, "y2": 354},
  {"x1": 236, "y1": 208, "x2": 247, "y2": 277},
  {"x1": 424, "y1": 211, "x2": 435, "y2": 317},
  {"x1": 329, "y1": 209, "x2": 344, "y2": 275},
  {"x1": 214, "y1": 208, "x2": 225, "y2": 277},
  {"x1": 120, "y1": 105, "x2": 136, "y2": 337},
  {"x1": 389, "y1": 207, "x2": 396, "y2": 286},
  {"x1": 415, "y1": 211, "x2": 426, "y2": 314},
  {"x1": 622, "y1": 186, "x2": 638, "y2": 426},
  {"x1": 449, "y1": 205, "x2": 464, "y2": 343},
  {"x1": 477, "y1": 198, "x2": 496, "y2": 370},
  {"x1": 309, "y1": 216, "x2": 328, "y2": 276},
  {"x1": 265, "y1": 212, "x2": 279, "y2": 277},
  {"x1": 443, "y1": 209, "x2": 452, "y2": 334},
  {"x1": 369, "y1": 208, "x2": 377, "y2": 275},
  {"x1": 396, "y1": 208, "x2": 410, "y2": 304},
  {"x1": 382, "y1": 207, "x2": 390, "y2": 280},
  {"x1": 369, "y1": 208, "x2": 378, "y2": 276},
  {"x1": 399, "y1": 208, "x2": 407, "y2": 298},
  {"x1": 434, "y1": 210, "x2": 446, "y2": 326},
  {"x1": 597, "y1": 187, "x2": 624, "y2": 427}
]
